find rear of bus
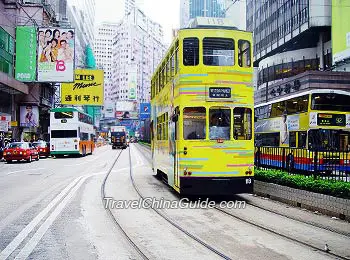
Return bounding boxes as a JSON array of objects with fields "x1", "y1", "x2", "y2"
[
  {"x1": 50, "y1": 109, "x2": 80, "y2": 156},
  {"x1": 175, "y1": 28, "x2": 254, "y2": 195}
]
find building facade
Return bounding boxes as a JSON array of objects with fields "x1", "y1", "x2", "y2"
[
  {"x1": 94, "y1": 22, "x2": 118, "y2": 102},
  {"x1": 0, "y1": 0, "x2": 58, "y2": 142},
  {"x1": 246, "y1": 0, "x2": 341, "y2": 104},
  {"x1": 180, "y1": 0, "x2": 226, "y2": 28},
  {"x1": 111, "y1": 8, "x2": 166, "y2": 106}
]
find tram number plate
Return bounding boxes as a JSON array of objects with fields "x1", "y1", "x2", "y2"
[
  {"x1": 246, "y1": 178, "x2": 252, "y2": 184},
  {"x1": 209, "y1": 87, "x2": 231, "y2": 98}
]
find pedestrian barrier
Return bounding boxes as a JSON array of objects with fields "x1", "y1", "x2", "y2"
[{"x1": 255, "y1": 146, "x2": 350, "y2": 181}]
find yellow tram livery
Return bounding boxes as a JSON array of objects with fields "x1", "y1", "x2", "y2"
[{"x1": 150, "y1": 18, "x2": 254, "y2": 195}]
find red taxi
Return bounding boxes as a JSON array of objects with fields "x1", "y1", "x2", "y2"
[
  {"x1": 3, "y1": 142, "x2": 40, "y2": 163},
  {"x1": 32, "y1": 141, "x2": 50, "y2": 158}
]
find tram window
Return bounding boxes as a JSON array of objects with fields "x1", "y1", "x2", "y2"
[
  {"x1": 203, "y1": 38, "x2": 234, "y2": 66},
  {"x1": 209, "y1": 108, "x2": 231, "y2": 140},
  {"x1": 183, "y1": 107, "x2": 206, "y2": 140},
  {"x1": 54, "y1": 112, "x2": 74, "y2": 119},
  {"x1": 238, "y1": 40, "x2": 251, "y2": 67},
  {"x1": 289, "y1": 132, "x2": 296, "y2": 147},
  {"x1": 175, "y1": 43, "x2": 179, "y2": 72},
  {"x1": 183, "y1": 38, "x2": 199, "y2": 66},
  {"x1": 234, "y1": 107, "x2": 252, "y2": 140}
]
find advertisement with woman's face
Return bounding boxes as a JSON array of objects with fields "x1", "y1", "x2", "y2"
[{"x1": 37, "y1": 28, "x2": 75, "y2": 82}]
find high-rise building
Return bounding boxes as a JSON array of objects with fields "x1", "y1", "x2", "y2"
[
  {"x1": 246, "y1": 0, "x2": 350, "y2": 105},
  {"x1": 62, "y1": 0, "x2": 96, "y2": 68},
  {"x1": 125, "y1": 0, "x2": 144, "y2": 15},
  {"x1": 94, "y1": 22, "x2": 118, "y2": 102},
  {"x1": 180, "y1": 0, "x2": 226, "y2": 28},
  {"x1": 111, "y1": 7, "x2": 166, "y2": 105}
]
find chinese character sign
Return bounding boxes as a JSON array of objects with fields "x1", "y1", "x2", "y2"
[
  {"x1": 15, "y1": 26, "x2": 37, "y2": 81},
  {"x1": 37, "y1": 28, "x2": 75, "y2": 82},
  {"x1": 61, "y1": 69, "x2": 104, "y2": 105}
]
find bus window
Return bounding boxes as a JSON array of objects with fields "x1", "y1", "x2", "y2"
[
  {"x1": 183, "y1": 107, "x2": 206, "y2": 140},
  {"x1": 298, "y1": 131, "x2": 307, "y2": 148},
  {"x1": 51, "y1": 130, "x2": 77, "y2": 138},
  {"x1": 203, "y1": 38, "x2": 234, "y2": 66},
  {"x1": 238, "y1": 40, "x2": 251, "y2": 67},
  {"x1": 183, "y1": 38, "x2": 199, "y2": 66},
  {"x1": 311, "y1": 93, "x2": 350, "y2": 112},
  {"x1": 255, "y1": 133, "x2": 280, "y2": 146},
  {"x1": 289, "y1": 132, "x2": 296, "y2": 147},
  {"x1": 209, "y1": 108, "x2": 230, "y2": 140},
  {"x1": 285, "y1": 95, "x2": 308, "y2": 114},
  {"x1": 54, "y1": 112, "x2": 73, "y2": 119},
  {"x1": 234, "y1": 108, "x2": 252, "y2": 140}
]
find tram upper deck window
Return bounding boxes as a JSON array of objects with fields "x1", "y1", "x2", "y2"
[
  {"x1": 238, "y1": 40, "x2": 251, "y2": 67},
  {"x1": 183, "y1": 107, "x2": 206, "y2": 140},
  {"x1": 209, "y1": 108, "x2": 231, "y2": 140},
  {"x1": 183, "y1": 38, "x2": 199, "y2": 66},
  {"x1": 234, "y1": 107, "x2": 252, "y2": 140},
  {"x1": 203, "y1": 38, "x2": 234, "y2": 66}
]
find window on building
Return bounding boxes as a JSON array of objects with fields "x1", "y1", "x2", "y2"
[
  {"x1": 203, "y1": 38, "x2": 234, "y2": 66},
  {"x1": 238, "y1": 40, "x2": 251, "y2": 67},
  {"x1": 183, "y1": 37, "x2": 199, "y2": 66},
  {"x1": 183, "y1": 107, "x2": 206, "y2": 140}
]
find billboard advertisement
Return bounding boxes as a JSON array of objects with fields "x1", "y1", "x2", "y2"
[
  {"x1": 332, "y1": 0, "x2": 350, "y2": 63},
  {"x1": 61, "y1": 69, "x2": 104, "y2": 105},
  {"x1": 104, "y1": 102, "x2": 115, "y2": 118},
  {"x1": 139, "y1": 103, "x2": 151, "y2": 120},
  {"x1": 15, "y1": 26, "x2": 37, "y2": 82},
  {"x1": 128, "y1": 71, "x2": 137, "y2": 100},
  {"x1": 0, "y1": 115, "x2": 11, "y2": 132},
  {"x1": 37, "y1": 28, "x2": 75, "y2": 82},
  {"x1": 20, "y1": 105, "x2": 39, "y2": 127},
  {"x1": 118, "y1": 120, "x2": 141, "y2": 136},
  {"x1": 116, "y1": 111, "x2": 139, "y2": 119}
]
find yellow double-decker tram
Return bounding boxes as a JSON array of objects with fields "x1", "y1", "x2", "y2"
[{"x1": 150, "y1": 18, "x2": 254, "y2": 195}]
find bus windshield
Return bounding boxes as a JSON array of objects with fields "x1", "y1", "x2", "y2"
[
  {"x1": 111, "y1": 132, "x2": 126, "y2": 137},
  {"x1": 311, "y1": 93, "x2": 350, "y2": 112},
  {"x1": 308, "y1": 129, "x2": 350, "y2": 152}
]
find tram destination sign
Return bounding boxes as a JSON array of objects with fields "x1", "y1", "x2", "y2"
[
  {"x1": 317, "y1": 113, "x2": 346, "y2": 126},
  {"x1": 209, "y1": 87, "x2": 231, "y2": 98}
]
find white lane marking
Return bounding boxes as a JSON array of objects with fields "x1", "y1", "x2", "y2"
[
  {"x1": 14, "y1": 176, "x2": 89, "y2": 260},
  {"x1": 14, "y1": 171, "x2": 107, "y2": 260},
  {"x1": 5, "y1": 168, "x2": 45, "y2": 176},
  {"x1": 0, "y1": 176, "x2": 83, "y2": 260},
  {"x1": 0, "y1": 181, "x2": 65, "y2": 234}
]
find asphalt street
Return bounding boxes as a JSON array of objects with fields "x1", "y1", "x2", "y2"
[{"x1": 0, "y1": 144, "x2": 349, "y2": 260}]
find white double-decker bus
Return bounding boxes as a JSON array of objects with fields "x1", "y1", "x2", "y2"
[{"x1": 50, "y1": 107, "x2": 95, "y2": 157}]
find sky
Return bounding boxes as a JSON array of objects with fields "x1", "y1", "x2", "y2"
[{"x1": 95, "y1": 0, "x2": 180, "y2": 46}]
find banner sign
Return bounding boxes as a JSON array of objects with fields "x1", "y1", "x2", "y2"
[
  {"x1": 61, "y1": 69, "x2": 104, "y2": 105},
  {"x1": 37, "y1": 28, "x2": 75, "y2": 82},
  {"x1": 128, "y1": 71, "x2": 137, "y2": 100},
  {"x1": 332, "y1": 0, "x2": 350, "y2": 63},
  {"x1": 15, "y1": 26, "x2": 37, "y2": 82},
  {"x1": 139, "y1": 103, "x2": 151, "y2": 120}
]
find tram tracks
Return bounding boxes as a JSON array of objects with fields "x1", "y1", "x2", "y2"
[
  {"x1": 135, "y1": 143, "x2": 350, "y2": 260},
  {"x1": 101, "y1": 149, "x2": 149, "y2": 260}
]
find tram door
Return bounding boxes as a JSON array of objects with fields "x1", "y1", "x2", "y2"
[{"x1": 171, "y1": 107, "x2": 180, "y2": 188}]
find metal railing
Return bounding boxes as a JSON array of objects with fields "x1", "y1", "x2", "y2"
[{"x1": 255, "y1": 146, "x2": 350, "y2": 181}]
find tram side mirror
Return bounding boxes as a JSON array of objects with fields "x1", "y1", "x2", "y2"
[{"x1": 172, "y1": 114, "x2": 179, "y2": 122}]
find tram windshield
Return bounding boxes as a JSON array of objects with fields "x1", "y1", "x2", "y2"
[{"x1": 209, "y1": 108, "x2": 231, "y2": 140}]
